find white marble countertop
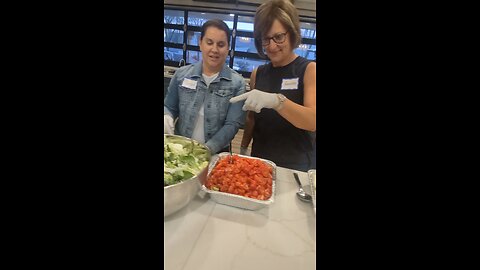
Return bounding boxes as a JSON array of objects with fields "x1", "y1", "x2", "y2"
[{"x1": 164, "y1": 166, "x2": 316, "y2": 270}]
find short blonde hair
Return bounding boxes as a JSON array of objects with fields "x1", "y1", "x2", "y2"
[{"x1": 254, "y1": 0, "x2": 301, "y2": 59}]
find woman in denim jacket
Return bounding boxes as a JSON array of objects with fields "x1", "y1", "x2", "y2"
[{"x1": 164, "y1": 19, "x2": 246, "y2": 154}]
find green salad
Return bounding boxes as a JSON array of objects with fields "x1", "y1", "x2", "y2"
[{"x1": 164, "y1": 135, "x2": 210, "y2": 187}]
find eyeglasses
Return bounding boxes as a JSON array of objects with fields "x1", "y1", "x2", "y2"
[{"x1": 261, "y1": 32, "x2": 288, "y2": 46}]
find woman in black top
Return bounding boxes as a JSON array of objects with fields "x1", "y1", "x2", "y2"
[{"x1": 230, "y1": 0, "x2": 316, "y2": 171}]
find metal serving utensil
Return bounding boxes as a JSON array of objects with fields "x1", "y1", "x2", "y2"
[{"x1": 293, "y1": 172, "x2": 312, "y2": 203}]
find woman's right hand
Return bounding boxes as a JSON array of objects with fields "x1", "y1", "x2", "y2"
[
  {"x1": 229, "y1": 89, "x2": 281, "y2": 113},
  {"x1": 164, "y1": 114, "x2": 175, "y2": 134}
]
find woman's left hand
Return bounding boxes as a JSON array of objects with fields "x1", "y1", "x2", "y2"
[{"x1": 230, "y1": 89, "x2": 280, "y2": 113}]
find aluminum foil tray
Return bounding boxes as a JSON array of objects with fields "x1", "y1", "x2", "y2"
[
  {"x1": 201, "y1": 152, "x2": 276, "y2": 211},
  {"x1": 307, "y1": 169, "x2": 316, "y2": 214}
]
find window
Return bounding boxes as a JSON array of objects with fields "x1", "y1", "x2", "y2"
[
  {"x1": 188, "y1": 12, "x2": 234, "y2": 29},
  {"x1": 186, "y1": 50, "x2": 202, "y2": 64},
  {"x1": 164, "y1": 10, "x2": 184, "y2": 25},
  {"x1": 300, "y1": 22, "x2": 316, "y2": 39},
  {"x1": 237, "y1": 16, "x2": 254, "y2": 33},
  {"x1": 163, "y1": 8, "x2": 317, "y2": 78},
  {"x1": 187, "y1": 31, "x2": 201, "y2": 46},
  {"x1": 164, "y1": 29, "x2": 184, "y2": 44},
  {"x1": 233, "y1": 15, "x2": 258, "y2": 75},
  {"x1": 234, "y1": 36, "x2": 257, "y2": 53},
  {"x1": 164, "y1": 47, "x2": 184, "y2": 62},
  {"x1": 294, "y1": 44, "x2": 316, "y2": 61},
  {"x1": 164, "y1": 9, "x2": 186, "y2": 66},
  {"x1": 233, "y1": 57, "x2": 267, "y2": 73}
]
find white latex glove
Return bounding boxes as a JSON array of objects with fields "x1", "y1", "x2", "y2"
[
  {"x1": 164, "y1": 114, "x2": 175, "y2": 134},
  {"x1": 229, "y1": 89, "x2": 280, "y2": 113}
]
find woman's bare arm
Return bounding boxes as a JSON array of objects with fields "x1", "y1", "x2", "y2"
[{"x1": 276, "y1": 62, "x2": 316, "y2": 131}]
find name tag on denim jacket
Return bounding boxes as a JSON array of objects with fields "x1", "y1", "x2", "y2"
[
  {"x1": 281, "y1": 78, "x2": 299, "y2": 90},
  {"x1": 181, "y1": 78, "x2": 197, "y2": 90}
]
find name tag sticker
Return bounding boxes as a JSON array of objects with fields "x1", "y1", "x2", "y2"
[
  {"x1": 181, "y1": 78, "x2": 197, "y2": 90},
  {"x1": 281, "y1": 78, "x2": 299, "y2": 90}
]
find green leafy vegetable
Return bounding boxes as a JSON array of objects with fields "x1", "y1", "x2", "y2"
[{"x1": 164, "y1": 135, "x2": 210, "y2": 187}]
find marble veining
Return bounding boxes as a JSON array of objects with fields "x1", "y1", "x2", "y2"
[{"x1": 164, "y1": 166, "x2": 317, "y2": 270}]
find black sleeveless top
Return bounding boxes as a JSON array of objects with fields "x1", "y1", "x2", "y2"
[{"x1": 252, "y1": 56, "x2": 316, "y2": 171}]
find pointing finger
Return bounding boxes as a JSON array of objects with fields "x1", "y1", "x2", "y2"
[{"x1": 229, "y1": 92, "x2": 250, "y2": 103}]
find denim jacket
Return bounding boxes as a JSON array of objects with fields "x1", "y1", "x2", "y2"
[{"x1": 164, "y1": 62, "x2": 246, "y2": 154}]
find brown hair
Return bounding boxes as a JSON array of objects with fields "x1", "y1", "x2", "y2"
[
  {"x1": 254, "y1": 0, "x2": 301, "y2": 59},
  {"x1": 201, "y1": 19, "x2": 231, "y2": 46}
]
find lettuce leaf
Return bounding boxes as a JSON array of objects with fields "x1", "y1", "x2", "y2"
[{"x1": 164, "y1": 136, "x2": 209, "y2": 187}]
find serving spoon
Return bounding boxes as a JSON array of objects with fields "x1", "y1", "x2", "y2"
[
  {"x1": 293, "y1": 172, "x2": 312, "y2": 203},
  {"x1": 228, "y1": 142, "x2": 233, "y2": 163}
]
